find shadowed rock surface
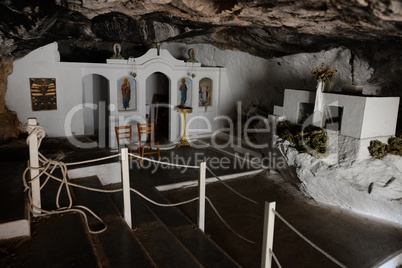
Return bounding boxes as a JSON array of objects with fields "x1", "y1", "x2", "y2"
[{"x1": 1, "y1": 0, "x2": 402, "y2": 140}]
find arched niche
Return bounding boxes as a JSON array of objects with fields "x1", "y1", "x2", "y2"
[
  {"x1": 198, "y1": 77, "x2": 212, "y2": 107},
  {"x1": 82, "y1": 74, "x2": 110, "y2": 147},
  {"x1": 146, "y1": 72, "x2": 170, "y2": 142}
]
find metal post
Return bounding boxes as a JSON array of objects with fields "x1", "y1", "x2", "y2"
[
  {"x1": 198, "y1": 162, "x2": 206, "y2": 232},
  {"x1": 261, "y1": 202, "x2": 276, "y2": 268},
  {"x1": 27, "y1": 118, "x2": 41, "y2": 214},
  {"x1": 121, "y1": 148, "x2": 132, "y2": 228}
]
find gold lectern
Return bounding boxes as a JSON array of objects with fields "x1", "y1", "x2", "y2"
[{"x1": 175, "y1": 106, "x2": 193, "y2": 146}]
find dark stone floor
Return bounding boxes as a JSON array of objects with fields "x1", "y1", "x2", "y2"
[
  {"x1": 0, "y1": 136, "x2": 401, "y2": 268},
  {"x1": 163, "y1": 174, "x2": 402, "y2": 268}
]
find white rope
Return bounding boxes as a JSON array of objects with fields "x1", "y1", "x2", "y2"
[
  {"x1": 64, "y1": 153, "x2": 121, "y2": 166},
  {"x1": 23, "y1": 152, "x2": 200, "y2": 234},
  {"x1": 26, "y1": 124, "x2": 46, "y2": 148},
  {"x1": 24, "y1": 169, "x2": 107, "y2": 234},
  {"x1": 128, "y1": 153, "x2": 200, "y2": 169},
  {"x1": 270, "y1": 249, "x2": 283, "y2": 268},
  {"x1": 206, "y1": 166, "x2": 262, "y2": 206},
  {"x1": 273, "y1": 209, "x2": 348, "y2": 268},
  {"x1": 205, "y1": 197, "x2": 257, "y2": 245},
  {"x1": 130, "y1": 188, "x2": 199, "y2": 207},
  {"x1": 24, "y1": 152, "x2": 262, "y2": 245}
]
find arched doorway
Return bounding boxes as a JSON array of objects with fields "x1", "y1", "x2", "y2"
[
  {"x1": 82, "y1": 74, "x2": 110, "y2": 147},
  {"x1": 146, "y1": 72, "x2": 170, "y2": 143}
]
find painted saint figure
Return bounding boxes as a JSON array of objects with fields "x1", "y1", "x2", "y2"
[
  {"x1": 198, "y1": 78, "x2": 212, "y2": 106},
  {"x1": 121, "y1": 78, "x2": 131, "y2": 110},
  {"x1": 179, "y1": 77, "x2": 188, "y2": 106},
  {"x1": 199, "y1": 83, "x2": 209, "y2": 105}
]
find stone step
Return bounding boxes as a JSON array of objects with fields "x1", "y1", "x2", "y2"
[
  {"x1": 109, "y1": 184, "x2": 241, "y2": 267},
  {"x1": 135, "y1": 221, "x2": 202, "y2": 268},
  {"x1": 0, "y1": 212, "x2": 100, "y2": 267},
  {"x1": 141, "y1": 187, "x2": 242, "y2": 268},
  {"x1": 70, "y1": 176, "x2": 155, "y2": 268},
  {"x1": 0, "y1": 161, "x2": 30, "y2": 239},
  {"x1": 107, "y1": 185, "x2": 203, "y2": 267}
]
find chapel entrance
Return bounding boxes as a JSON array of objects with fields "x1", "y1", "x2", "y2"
[
  {"x1": 82, "y1": 74, "x2": 110, "y2": 147},
  {"x1": 146, "y1": 72, "x2": 170, "y2": 143}
]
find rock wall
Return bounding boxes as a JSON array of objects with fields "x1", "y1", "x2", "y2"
[
  {"x1": 0, "y1": 58, "x2": 20, "y2": 141},
  {"x1": 163, "y1": 43, "x2": 381, "y2": 121},
  {"x1": 2, "y1": 42, "x2": 396, "y2": 141}
]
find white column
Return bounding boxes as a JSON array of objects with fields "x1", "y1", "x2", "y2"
[
  {"x1": 98, "y1": 101, "x2": 106, "y2": 148},
  {"x1": 313, "y1": 81, "x2": 324, "y2": 127},
  {"x1": 27, "y1": 118, "x2": 41, "y2": 214},
  {"x1": 121, "y1": 148, "x2": 132, "y2": 228},
  {"x1": 261, "y1": 202, "x2": 276, "y2": 268},
  {"x1": 198, "y1": 162, "x2": 206, "y2": 232}
]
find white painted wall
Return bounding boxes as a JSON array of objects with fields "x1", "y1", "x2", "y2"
[
  {"x1": 7, "y1": 42, "x2": 392, "y2": 147},
  {"x1": 7, "y1": 42, "x2": 84, "y2": 137},
  {"x1": 283, "y1": 89, "x2": 399, "y2": 139},
  {"x1": 324, "y1": 93, "x2": 367, "y2": 139},
  {"x1": 7, "y1": 42, "x2": 226, "y2": 148},
  {"x1": 82, "y1": 75, "x2": 94, "y2": 135},
  {"x1": 361, "y1": 97, "x2": 400, "y2": 139},
  {"x1": 283, "y1": 89, "x2": 315, "y2": 123}
]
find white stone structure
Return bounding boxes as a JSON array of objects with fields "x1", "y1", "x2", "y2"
[
  {"x1": 275, "y1": 88, "x2": 402, "y2": 226},
  {"x1": 7, "y1": 43, "x2": 228, "y2": 148},
  {"x1": 281, "y1": 88, "x2": 400, "y2": 160}
]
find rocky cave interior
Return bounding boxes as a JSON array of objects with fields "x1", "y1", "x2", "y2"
[
  {"x1": 1, "y1": 0, "x2": 402, "y2": 140},
  {"x1": 1, "y1": 0, "x2": 402, "y2": 266}
]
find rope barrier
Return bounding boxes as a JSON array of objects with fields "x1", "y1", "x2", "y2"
[
  {"x1": 272, "y1": 209, "x2": 348, "y2": 268},
  {"x1": 23, "y1": 151, "x2": 201, "y2": 234},
  {"x1": 206, "y1": 166, "x2": 262, "y2": 207},
  {"x1": 64, "y1": 153, "x2": 121, "y2": 166},
  {"x1": 24, "y1": 124, "x2": 256, "y2": 245},
  {"x1": 26, "y1": 124, "x2": 46, "y2": 148},
  {"x1": 24, "y1": 153, "x2": 258, "y2": 244},
  {"x1": 128, "y1": 153, "x2": 200, "y2": 169},
  {"x1": 270, "y1": 249, "x2": 283, "y2": 268},
  {"x1": 205, "y1": 197, "x2": 257, "y2": 245}
]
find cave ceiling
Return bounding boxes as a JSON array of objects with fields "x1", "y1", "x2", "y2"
[{"x1": 1, "y1": 0, "x2": 402, "y2": 62}]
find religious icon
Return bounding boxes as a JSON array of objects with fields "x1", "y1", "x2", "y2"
[
  {"x1": 177, "y1": 77, "x2": 192, "y2": 107},
  {"x1": 187, "y1": 48, "x2": 198, "y2": 63},
  {"x1": 199, "y1": 78, "x2": 212, "y2": 107},
  {"x1": 117, "y1": 76, "x2": 136, "y2": 111},
  {"x1": 112, "y1": 43, "x2": 123, "y2": 59},
  {"x1": 29, "y1": 78, "x2": 57, "y2": 111}
]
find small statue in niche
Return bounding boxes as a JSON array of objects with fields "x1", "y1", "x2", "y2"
[
  {"x1": 111, "y1": 43, "x2": 123, "y2": 59},
  {"x1": 187, "y1": 48, "x2": 198, "y2": 63}
]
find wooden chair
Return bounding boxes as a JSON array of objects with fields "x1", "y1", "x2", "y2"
[
  {"x1": 115, "y1": 125, "x2": 140, "y2": 164},
  {"x1": 137, "y1": 123, "x2": 160, "y2": 164}
]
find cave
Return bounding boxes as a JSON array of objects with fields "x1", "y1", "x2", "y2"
[{"x1": 1, "y1": 1, "x2": 402, "y2": 267}]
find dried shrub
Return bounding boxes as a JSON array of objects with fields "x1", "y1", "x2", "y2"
[
  {"x1": 388, "y1": 137, "x2": 402, "y2": 156},
  {"x1": 276, "y1": 121, "x2": 328, "y2": 156},
  {"x1": 368, "y1": 140, "x2": 388, "y2": 159}
]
